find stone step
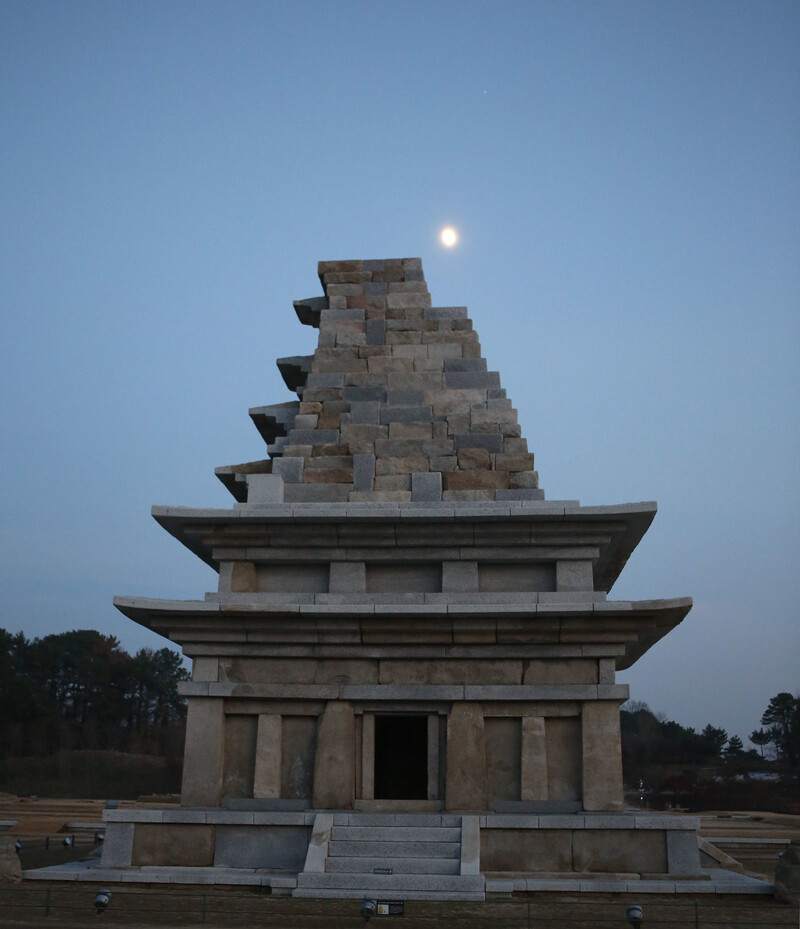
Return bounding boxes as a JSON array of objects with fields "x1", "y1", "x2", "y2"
[
  {"x1": 326, "y1": 856, "x2": 460, "y2": 875},
  {"x1": 328, "y1": 840, "x2": 460, "y2": 859},
  {"x1": 292, "y1": 888, "x2": 486, "y2": 900},
  {"x1": 333, "y1": 813, "x2": 461, "y2": 827},
  {"x1": 330, "y1": 825, "x2": 461, "y2": 843},
  {"x1": 296, "y1": 872, "x2": 485, "y2": 893}
]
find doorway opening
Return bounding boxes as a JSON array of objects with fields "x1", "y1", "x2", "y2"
[{"x1": 374, "y1": 715, "x2": 428, "y2": 800}]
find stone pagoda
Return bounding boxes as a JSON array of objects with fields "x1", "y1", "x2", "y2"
[{"x1": 103, "y1": 258, "x2": 700, "y2": 899}]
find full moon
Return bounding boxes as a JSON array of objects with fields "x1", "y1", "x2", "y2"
[{"x1": 440, "y1": 227, "x2": 458, "y2": 248}]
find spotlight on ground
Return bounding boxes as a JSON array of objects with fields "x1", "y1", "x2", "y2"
[
  {"x1": 626, "y1": 903, "x2": 643, "y2": 927},
  {"x1": 94, "y1": 889, "x2": 112, "y2": 915}
]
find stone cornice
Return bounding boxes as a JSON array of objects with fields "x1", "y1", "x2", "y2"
[
  {"x1": 113, "y1": 594, "x2": 690, "y2": 669},
  {"x1": 151, "y1": 500, "x2": 656, "y2": 593}
]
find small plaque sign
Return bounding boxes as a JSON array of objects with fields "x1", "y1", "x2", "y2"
[
  {"x1": 377, "y1": 901, "x2": 404, "y2": 916},
  {"x1": 373, "y1": 867, "x2": 393, "y2": 874}
]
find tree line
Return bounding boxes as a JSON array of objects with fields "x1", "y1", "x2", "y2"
[
  {"x1": 621, "y1": 693, "x2": 799, "y2": 792},
  {"x1": 0, "y1": 628, "x2": 189, "y2": 761}
]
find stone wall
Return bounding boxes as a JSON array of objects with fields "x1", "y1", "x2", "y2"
[{"x1": 224, "y1": 258, "x2": 543, "y2": 504}]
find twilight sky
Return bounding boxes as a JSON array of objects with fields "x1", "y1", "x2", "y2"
[{"x1": 1, "y1": 1, "x2": 798, "y2": 744}]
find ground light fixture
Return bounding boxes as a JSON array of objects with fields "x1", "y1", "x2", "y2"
[
  {"x1": 361, "y1": 898, "x2": 377, "y2": 921},
  {"x1": 626, "y1": 903, "x2": 643, "y2": 927},
  {"x1": 94, "y1": 889, "x2": 112, "y2": 915}
]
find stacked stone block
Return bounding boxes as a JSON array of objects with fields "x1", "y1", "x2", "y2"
[{"x1": 232, "y1": 259, "x2": 543, "y2": 504}]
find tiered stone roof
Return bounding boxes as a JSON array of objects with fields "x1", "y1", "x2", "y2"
[{"x1": 217, "y1": 258, "x2": 543, "y2": 504}]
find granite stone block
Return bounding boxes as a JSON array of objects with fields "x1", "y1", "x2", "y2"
[
  {"x1": 288, "y1": 428, "x2": 340, "y2": 445},
  {"x1": 246, "y1": 474, "x2": 284, "y2": 503},
  {"x1": 496, "y1": 489, "x2": 545, "y2": 500},
  {"x1": 387, "y1": 389, "x2": 425, "y2": 404},
  {"x1": 343, "y1": 386, "x2": 387, "y2": 402},
  {"x1": 350, "y1": 401, "x2": 381, "y2": 424},
  {"x1": 386, "y1": 292, "x2": 432, "y2": 309},
  {"x1": 319, "y1": 307, "x2": 365, "y2": 320},
  {"x1": 100, "y1": 823, "x2": 134, "y2": 867},
  {"x1": 412, "y1": 471, "x2": 443, "y2": 502},
  {"x1": 283, "y1": 483, "x2": 351, "y2": 502},
  {"x1": 442, "y1": 561, "x2": 479, "y2": 592},
  {"x1": 424, "y1": 306, "x2": 468, "y2": 319},
  {"x1": 444, "y1": 357, "x2": 488, "y2": 372},
  {"x1": 305, "y1": 373, "x2": 345, "y2": 388},
  {"x1": 666, "y1": 830, "x2": 701, "y2": 874},
  {"x1": 444, "y1": 371, "x2": 501, "y2": 389},
  {"x1": 272, "y1": 457, "x2": 304, "y2": 483},
  {"x1": 454, "y1": 433, "x2": 504, "y2": 453},
  {"x1": 365, "y1": 318, "x2": 385, "y2": 345},
  {"x1": 352, "y1": 453, "x2": 376, "y2": 491},
  {"x1": 380, "y1": 405, "x2": 434, "y2": 424},
  {"x1": 388, "y1": 281, "x2": 429, "y2": 293}
]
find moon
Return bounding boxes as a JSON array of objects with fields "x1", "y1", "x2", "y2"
[{"x1": 440, "y1": 227, "x2": 458, "y2": 248}]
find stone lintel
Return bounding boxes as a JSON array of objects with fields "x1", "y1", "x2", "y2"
[{"x1": 177, "y1": 682, "x2": 628, "y2": 702}]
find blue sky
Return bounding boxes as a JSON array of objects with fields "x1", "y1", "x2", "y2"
[{"x1": 1, "y1": 0, "x2": 798, "y2": 743}]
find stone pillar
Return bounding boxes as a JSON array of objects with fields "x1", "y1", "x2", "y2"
[
  {"x1": 521, "y1": 715, "x2": 548, "y2": 802},
  {"x1": 181, "y1": 697, "x2": 225, "y2": 807},
  {"x1": 253, "y1": 714, "x2": 282, "y2": 799},
  {"x1": 427, "y1": 713, "x2": 440, "y2": 800},
  {"x1": 445, "y1": 703, "x2": 487, "y2": 811},
  {"x1": 0, "y1": 836, "x2": 22, "y2": 884},
  {"x1": 581, "y1": 701, "x2": 624, "y2": 812},
  {"x1": 312, "y1": 701, "x2": 355, "y2": 809},
  {"x1": 556, "y1": 559, "x2": 593, "y2": 591},
  {"x1": 230, "y1": 561, "x2": 256, "y2": 592},
  {"x1": 361, "y1": 713, "x2": 375, "y2": 800}
]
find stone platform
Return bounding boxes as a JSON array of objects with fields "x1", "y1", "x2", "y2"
[{"x1": 22, "y1": 810, "x2": 769, "y2": 902}]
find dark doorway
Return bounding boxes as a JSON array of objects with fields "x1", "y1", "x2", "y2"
[{"x1": 374, "y1": 715, "x2": 428, "y2": 800}]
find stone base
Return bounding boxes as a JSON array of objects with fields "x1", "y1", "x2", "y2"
[
  {"x1": 82, "y1": 808, "x2": 712, "y2": 899},
  {"x1": 24, "y1": 809, "x2": 777, "y2": 902},
  {"x1": 480, "y1": 813, "x2": 702, "y2": 877}
]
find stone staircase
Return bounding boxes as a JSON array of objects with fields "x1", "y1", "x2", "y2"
[{"x1": 294, "y1": 813, "x2": 485, "y2": 900}]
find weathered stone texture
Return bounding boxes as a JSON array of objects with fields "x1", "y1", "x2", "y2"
[
  {"x1": 227, "y1": 259, "x2": 543, "y2": 503},
  {"x1": 312, "y1": 701, "x2": 355, "y2": 809},
  {"x1": 0, "y1": 837, "x2": 21, "y2": 884},
  {"x1": 181, "y1": 698, "x2": 225, "y2": 806},
  {"x1": 581, "y1": 701, "x2": 624, "y2": 811},
  {"x1": 445, "y1": 703, "x2": 488, "y2": 811}
]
